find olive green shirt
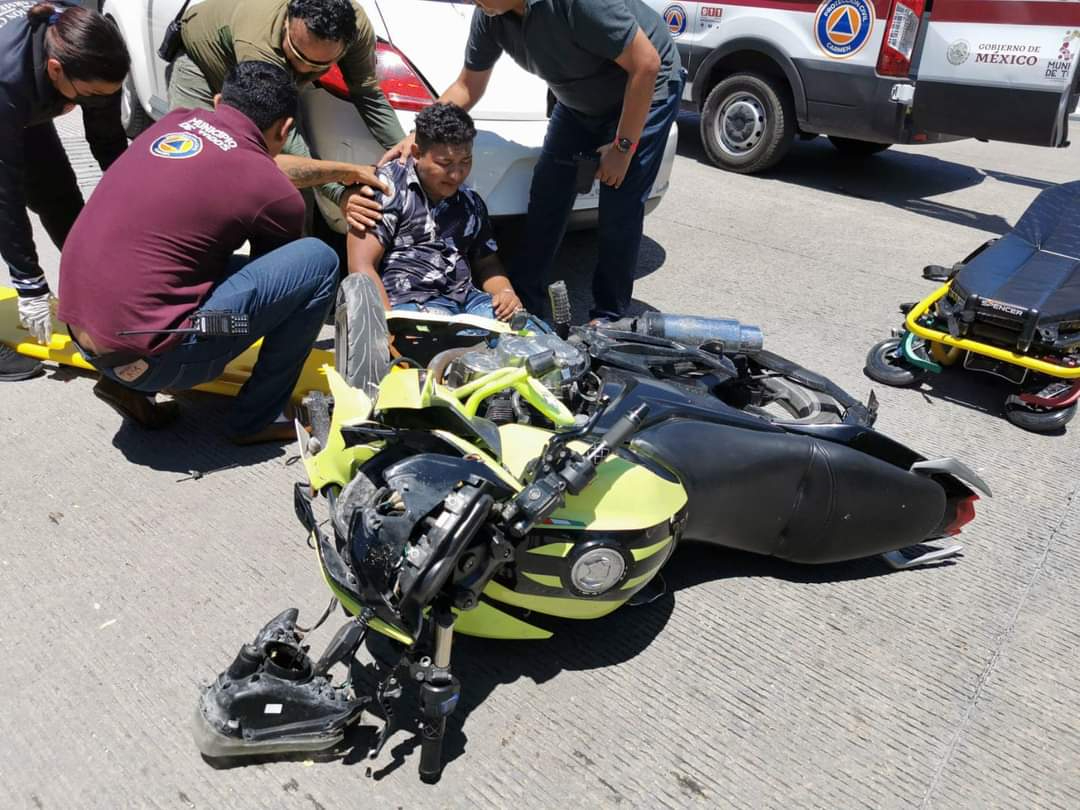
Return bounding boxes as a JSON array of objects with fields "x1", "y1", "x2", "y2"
[{"x1": 180, "y1": 0, "x2": 405, "y2": 150}]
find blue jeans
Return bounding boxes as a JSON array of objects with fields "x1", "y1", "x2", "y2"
[
  {"x1": 394, "y1": 288, "x2": 550, "y2": 333},
  {"x1": 96, "y1": 238, "x2": 338, "y2": 436},
  {"x1": 514, "y1": 75, "x2": 685, "y2": 320}
]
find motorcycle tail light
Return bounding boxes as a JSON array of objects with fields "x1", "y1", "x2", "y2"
[
  {"x1": 318, "y1": 43, "x2": 435, "y2": 112},
  {"x1": 945, "y1": 494, "x2": 979, "y2": 536},
  {"x1": 876, "y1": 0, "x2": 925, "y2": 77}
]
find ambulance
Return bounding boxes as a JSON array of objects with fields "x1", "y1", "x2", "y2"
[{"x1": 650, "y1": 0, "x2": 1080, "y2": 172}]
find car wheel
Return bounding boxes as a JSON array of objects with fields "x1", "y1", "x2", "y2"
[
  {"x1": 864, "y1": 337, "x2": 922, "y2": 386},
  {"x1": 700, "y1": 72, "x2": 795, "y2": 173},
  {"x1": 828, "y1": 136, "x2": 891, "y2": 157},
  {"x1": 1003, "y1": 399, "x2": 1076, "y2": 433},
  {"x1": 120, "y1": 72, "x2": 152, "y2": 139},
  {"x1": 334, "y1": 274, "x2": 389, "y2": 398}
]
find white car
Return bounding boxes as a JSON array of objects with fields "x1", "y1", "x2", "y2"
[{"x1": 103, "y1": 0, "x2": 678, "y2": 231}]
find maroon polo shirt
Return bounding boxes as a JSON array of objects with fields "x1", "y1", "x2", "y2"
[{"x1": 58, "y1": 104, "x2": 304, "y2": 355}]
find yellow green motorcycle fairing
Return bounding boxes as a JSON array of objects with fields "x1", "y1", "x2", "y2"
[{"x1": 297, "y1": 366, "x2": 688, "y2": 643}]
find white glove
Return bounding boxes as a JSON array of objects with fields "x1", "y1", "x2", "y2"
[{"x1": 17, "y1": 293, "x2": 56, "y2": 345}]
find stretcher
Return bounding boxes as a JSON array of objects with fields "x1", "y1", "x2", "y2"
[
  {"x1": 0, "y1": 286, "x2": 334, "y2": 399},
  {"x1": 865, "y1": 180, "x2": 1080, "y2": 433}
]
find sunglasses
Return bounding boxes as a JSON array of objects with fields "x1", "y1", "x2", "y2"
[{"x1": 283, "y1": 24, "x2": 341, "y2": 72}]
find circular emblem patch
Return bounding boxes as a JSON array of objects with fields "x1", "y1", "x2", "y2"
[
  {"x1": 814, "y1": 0, "x2": 874, "y2": 59},
  {"x1": 150, "y1": 132, "x2": 203, "y2": 160},
  {"x1": 947, "y1": 39, "x2": 971, "y2": 65},
  {"x1": 663, "y1": 4, "x2": 687, "y2": 37}
]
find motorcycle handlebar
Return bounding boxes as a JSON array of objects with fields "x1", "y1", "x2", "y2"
[
  {"x1": 418, "y1": 718, "x2": 446, "y2": 784},
  {"x1": 585, "y1": 403, "x2": 649, "y2": 464}
]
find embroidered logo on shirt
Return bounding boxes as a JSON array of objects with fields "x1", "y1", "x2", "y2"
[
  {"x1": 149, "y1": 132, "x2": 204, "y2": 160},
  {"x1": 178, "y1": 117, "x2": 238, "y2": 151}
]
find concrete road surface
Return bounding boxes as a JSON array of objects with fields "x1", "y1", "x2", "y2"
[{"x1": 1, "y1": 112, "x2": 1078, "y2": 809}]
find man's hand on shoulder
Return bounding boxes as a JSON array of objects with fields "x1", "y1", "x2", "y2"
[
  {"x1": 337, "y1": 163, "x2": 391, "y2": 234},
  {"x1": 378, "y1": 131, "x2": 416, "y2": 167},
  {"x1": 336, "y1": 163, "x2": 388, "y2": 191},
  {"x1": 340, "y1": 185, "x2": 382, "y2": 234}
]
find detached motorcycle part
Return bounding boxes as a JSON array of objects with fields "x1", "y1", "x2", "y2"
[
  {"x1": 193, "y1": 610, "x2": 367, "y2": 760},
  {"x1": 417, "y1": 607, "x2": 460, "y2": 784},
  {"x1": 634, "y1": 313, "x2": 764, "y2": 352},
  {"x1": 881, "y1": 542, "x2": 963, "y2": 570},
  {"x1": 864, "y1": 337, "x2": 922, "y2": 386}
]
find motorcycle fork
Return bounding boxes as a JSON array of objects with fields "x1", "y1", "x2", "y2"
[{"x1": 415, "y1": 604, "x2": 461, "y2": 783}]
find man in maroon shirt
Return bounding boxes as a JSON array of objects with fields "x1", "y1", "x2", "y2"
[{"x1": 59, "y1": 61, "x2": 339, "y2": 444}]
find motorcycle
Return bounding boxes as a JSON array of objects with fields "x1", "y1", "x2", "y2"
[{"x1": 194, "y1": 280, "x2": 990, "y2": 782}]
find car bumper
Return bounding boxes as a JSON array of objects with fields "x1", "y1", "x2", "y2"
[{"x1": 300, "y1": 89, "x2": 678, "y2": 234}]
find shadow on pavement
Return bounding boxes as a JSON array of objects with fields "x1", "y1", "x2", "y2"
[
  {"x1": 356, "y1": 537, "x2": 916, "y2": 781},
  {"x1": 111, "y1": 391, "x2": 288, "y2": 474},
  {"x1": 198, "y1": 533, "x2": 936, "y2": 782},
  {"x1": 866, "y1": 365, "x2": 1070, "y2": 436},
  {"x1": 675, "y1": 115, "x2": 1055, "y2": 236}
]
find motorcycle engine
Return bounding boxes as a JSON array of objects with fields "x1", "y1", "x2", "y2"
[{"x1": 447, "y1": 332, "x2": 589, "y2": 392}]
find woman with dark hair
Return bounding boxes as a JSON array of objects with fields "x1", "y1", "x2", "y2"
[{"x1": 0, "y1": 1, "x2": 130, "y2": 381}]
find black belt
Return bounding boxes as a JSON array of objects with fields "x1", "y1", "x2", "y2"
[{"x1": 68, "y1": 331, "x2": 146, "y2": 369}]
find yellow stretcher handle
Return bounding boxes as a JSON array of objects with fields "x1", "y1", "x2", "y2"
[{"x1": 904, "y1": 285, "x2": 1080, "y2": 380}]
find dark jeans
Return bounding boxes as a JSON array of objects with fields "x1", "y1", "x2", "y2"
[
  {"x1": 94, "y1": 238, "x2": 338, "y2": 436},
  {"x1": 514, "y1": 75, "x2": 684, "y2": 320},
  {"x1": 23, "y1": 122, "x2": 84, "y2": 251}
]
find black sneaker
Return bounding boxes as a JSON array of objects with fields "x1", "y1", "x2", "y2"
[{"x1": 0, "y1": 343, "x2": 43, "y2": 382}]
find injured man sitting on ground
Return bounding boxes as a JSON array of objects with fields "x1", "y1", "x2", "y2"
[{"x1": 347, "y1": 102, "x2": 529, "y2": 324}]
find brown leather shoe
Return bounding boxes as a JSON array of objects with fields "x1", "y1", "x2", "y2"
[
  {"x1": 229, "y1": 420, "x2": 300, "y2": 446},
  {"x1": 93, "y1": 375, "x2": 181, "y2": 429}
]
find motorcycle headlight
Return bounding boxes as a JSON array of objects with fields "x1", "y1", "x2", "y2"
[{"x1": 568, "y1": 545, "x2": 628, "y2": 597}]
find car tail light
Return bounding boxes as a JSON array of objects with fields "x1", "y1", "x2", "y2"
[
  {"x1": 877, "y1": 0, "x2": 925, "y2": 77},
  {"x1": 944, "y1": 494, "x2": 979, "y2": 536},
  {"x1": 318, "y1": 42, "x2": 435, "y2": 112}
]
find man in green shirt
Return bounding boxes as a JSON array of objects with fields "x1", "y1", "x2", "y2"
[{"x1": 171, "y1": 0, "x2": 406, "y2": 232}]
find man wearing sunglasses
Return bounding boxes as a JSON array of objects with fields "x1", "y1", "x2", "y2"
[{"x1": 169, "y1": 0, "x2": 405, "y2": 233}]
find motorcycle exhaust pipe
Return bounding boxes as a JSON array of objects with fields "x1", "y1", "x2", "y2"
[{"x1": 635, "y1": 312, "x2": 764, "y2": 352}]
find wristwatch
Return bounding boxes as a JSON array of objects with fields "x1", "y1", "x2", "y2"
[{"x1": 614, "y1": 136, "x2": 637, "y2": 155}]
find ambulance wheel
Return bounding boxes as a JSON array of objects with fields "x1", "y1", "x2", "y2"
[
  {"x1": 864, "y1": 338, "x2": 922, "y2": 387},
  {"x1": 119, "y1": 69, "x2": 151, "y2": 139},
  {"x1": 1003, "y1": 400, "x2": 1076, "y2": 433},
  {"x1": 701, "y1": 72, "x2": 795, "y2": 174},
  {"x1": 334, "y1": 273, "x2": 390, "y2": 398},
  {"x1": 828, "y1": 137, "x2": 891, "y2": 157}
]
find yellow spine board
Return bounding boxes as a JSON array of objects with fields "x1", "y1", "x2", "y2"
[{"x1": 1, "y1": 287, "x2": 334, "y2": 399}]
